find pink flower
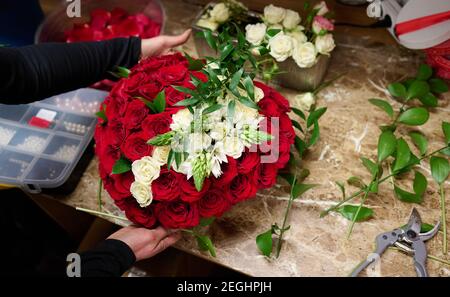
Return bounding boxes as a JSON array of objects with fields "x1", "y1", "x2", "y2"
[{"x1": 312, "y1": 16, "x2": 334, "y2": 34}]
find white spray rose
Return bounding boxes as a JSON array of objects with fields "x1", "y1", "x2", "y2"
[
  {"x1": 210, "y1": 3, "x2": 230, "y2": 23},
  {"x1": 287, "y1": 30, "x2": 307, "y2": 47},
  {"x1": 315, "y1": 33, "x2": 335, "y2": 55},
  {"x1": 282, "y1": 9, "x2": 301, "y2": 30},
  {"x1": 313, "y1": 1, "x2": 329, "y2": 16},
  {"x1": 130, "y1": 181, "x2": 153, "y2": 207},
  {"x1": 292, "y1": 42, "x2": 317, "y2": 68},
  {"x1": 132, "y1": 156, "x2": 161, "y2": 184},
  {"x1": 268, "y1": 33, "x2": 294, "y2": 62},
  {"x1": 254, "y1": 86, "x2": 265, "y2": 102},
  {"x1": 245, "y1": 23, "x2": 267, "y2": 46},
  {"x1": 268, "y1": 23, "x2": 283, "y2": 31},
  {"x1": 152, "y1": 145, "x2": 170, "y2": 165},
  {"x1": 295, "y1": 92, "x2": 316, "y2": 112},
  {"x1": 196, "y1": 18, "x2": 219, "y2": 31},
  {"x1": 264, "y1": 4, "x2": 286, "y2": 24},
  {"x1": 170, "y1": 108, "x2": 193, "y2": 131}
]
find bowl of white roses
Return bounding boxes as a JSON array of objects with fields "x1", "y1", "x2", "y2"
[{"x1": 193, "y1": 1, "x2": 336, "y2": 91}]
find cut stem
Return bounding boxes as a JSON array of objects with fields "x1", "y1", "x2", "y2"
[
  {"x1": 97, "y1": 179, "x2": 103, "y2": 211},
  {"x1": 275, "y1": 194, "x2": 294, "y2": 258},
  {"x1": 440, "y1": 184, "x2": 447, "y2": 255},
  {"x1": 76, "y1": 207, "x2": 129, "y2": 221},
  {"x1": 347, "y1": 187, "x2": 370, "y2": 239}
]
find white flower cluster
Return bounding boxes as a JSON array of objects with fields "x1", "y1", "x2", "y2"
[
  {"x1": 130, "y1": 146, "x2": 169, "y2": 207},
  {"x1": 196, "y1": 2, "x2": 232, "y2": 32},
  {"x1": 245, "y1": 2, "x2": 335, "y2": 69},
  {"x1": 170, "y1": 84, "x2": 265, "y2": 180}
]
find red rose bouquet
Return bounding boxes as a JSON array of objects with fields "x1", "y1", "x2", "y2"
[{"x1": 94, "y1": 28, "x2": 302, "y2": 255}]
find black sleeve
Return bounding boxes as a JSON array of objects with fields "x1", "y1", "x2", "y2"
[
  {"x1": 79, "y1": 239, "x2": 136, "y2": 277},
  {"x1": 0, "y1": 37, "x2": 141, "y2": 104}
]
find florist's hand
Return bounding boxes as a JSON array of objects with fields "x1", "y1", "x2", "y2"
[
  {"x1": 141, "y1": 29, "x2": 191, "y2": 58},
  {"x1": 108, "y1": 226, "x2": 181, "y2": 261}
]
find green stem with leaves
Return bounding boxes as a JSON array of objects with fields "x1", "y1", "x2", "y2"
[
  {"x1": 275, "y1": 192, "x2": 294, "y2": 258},
  {"x1": 440, "y1": 184, "x2": 447, "y2": 254}
]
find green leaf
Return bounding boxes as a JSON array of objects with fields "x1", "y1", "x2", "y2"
[
  {"x1": 429, "y1": 78, "x2": 448, "y2": 94},
  {"x1": 388, "y1": 82, "x2": 406, "y2": 98},
  {"x1": 147, "y1": 131, "x2": 174, "y2": 146},
  {"x1": 393, "y1": 138, "x2": 411, "y2": 172},
  {"x1": 291, "y1": 107, "x2": 306, "y2": 120},
  {"x1": 202, "y1": 103, "x2": 223, "y2": 115},
  {"x1": 361, "y1": 157, "x2": 378, "y2": 177},
  {"x1": 199, "y1": 216, "x2": 215, "y2": 227},
  {"x1": 174, "y1": 151, "x2": 182, "y2": 168},
  {"x1": 336, "y1": 181, "x2": 346, "y2": 199},
  {"x1": 291, "y1": 183, "x2": 317, "y2": 199},
  {"x1": 167, "y1": 149, "x2": 175, "y2": 170},
  {"x1": 307, "y1": 107, "x2": 327, "y2": 128},
  {"x1": 256, "y1": 229, "x2": 273, "y2": 257},
  {"x1": 242, "y1": 76, "x2": 255, "y2": 100},
  {"x1": 338, "y1": 205, "x2": 373, "y2": 222},
  {"x1": 95, "y1": 110, "x2": 107, "y2": 122},
  {"x1": 185, "y1": 52, "x2": 205, "y2": 71},
  {"x1": 238, "y1": 95, "x2": 258, "y2": 110},
  {"x1": 111, "y1": 66, "x2": 130, "y2": 78},
  {"x1": 112, "y1": 157, "x2": 131, "y2": 174},
  {"x1": 394, "y1": 185, "x2": 422, "y2": 203},
  {"x1": 227, "y1": 100, "x2": 235, "y2": 121},
  {"x1": 442, "y1": 121, "x2": 450, "y2": 145},
  {"x1": 397, "y1": 107, "x2": 429, "y2": 126},
  {"x1": 136, "y1": 96, "x2": 156, "y2": 113},
  {"x1": 203, "y1": 30, "x2": 217, "y2": 51},
  {"x1": 377, "y1": 130, "x2": 397, "y2": 162},
  {"x1": 347, "y1": 176, "x2": 366, "y2": 189},
  {"x1": 196, "y1": 235, "x2": 216, "y2": 257},
  {"x1": 152, "y1": 90, "x2": 166, "y2": 113},
  {"x1": 173, "y1": 96, "x2": 200, "y2": 107},
  {"x1": 418, "y1": 92, "x2": 438, "y2": 107},
  {"x1": 430, "y1": 156, "x2": 450, "y2": 184},
  {"x1": 409, "y1": 131, "x2": 428, "y2": 156},
  {"x1": 294, "y1": 136, "x2": 306, "y2": 157},
  {"x1": 292, "y1": 120, "x2": 304, "y2": 133},
  {"x1": 308, "y1": 121, "x2": 320, "y2": 147},
  {"x1": 413, "y1": 171, "x2": 427, "y2": 196},
  {"x1": 266, "y1": 29, "x2": 281, "y2": 37},
  {"x1": 171, "y1": 85, "x2": 195, "y2": 96},
  {"x1": 230, "y1": 68, "x2": 244, "y2": 90},
  {"x1": 442, "y1": 147, "x2": 450, "y2": 157},
  {"x1": 368, "y1": 98, "x2": 394, "y2": 118},
  {"x1": 220, "y1": 44, "x2": 234, "y2": 61},
  {"x1": 406, "y1": 80, "x2": 430, "y2": 100},
  {"x1": 279, "y1": 173, "x2": 295, "y2": 186},
  {"x1": 416, "y1": 64, "x2": 433, "y2": 81}
]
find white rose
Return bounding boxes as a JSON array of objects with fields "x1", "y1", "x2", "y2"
[
  {"x1": 294, "y1": 92, "x2": 316, "y2": 112},
  {"x1": 313, "y1": 1, "x2": 329, "y2": 16},
  {"x1": 287, "y1": 30, "x2": 307, "y2": 47},
  {"x1": 234, "y1": 101, "x2": 259, "y2": 125},
  {"x1": 130, "y1": 181, "x2": 153, "y2": 207},
  {"x1": 254, "y1": 86, "x2": 265, "y2": 102},
  {"x1": 196, "y1": 18, "x2": 219, "y2": 31},
  {"x1": 268, "y1": 33, "x2": 294, "y2": 62},
  {"x1": 292, "y1": 42, "x2": 317, "y2": 68},
  {"x1": 170, "y1": 108, "x2": 193, "y2": 131},
  {"x1": 223, "y1": 136, "x2": 244, "y2": 159},
  {"x1": 210, "y1": 3, "x2": 230, "y2": 23},
  {"x1": 132, "y1": 156, "x2": 161, "y2": 184},
  {"x1": 268, "y1": 23, "x2": 283, "y2": 31},
  {"x1": 152, "y1": 145, "x2": 170, "y2": 165},
  {"x1": 282, "y1": 9, "x2": 301, "y2": 30},
  {"x1": 264, "y1": 4, "x2": 286, "y2": 24},
  {"x1": 315, "y1": 33, "x2": 335, "y2": 55},
  {"x1": 245, "y1": 23, "x2": 267, "y2": 46}
]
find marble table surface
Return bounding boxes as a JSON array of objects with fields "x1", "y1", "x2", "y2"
[{"x1": 53, "y1": 0, "x2": 450, "y2": 276}]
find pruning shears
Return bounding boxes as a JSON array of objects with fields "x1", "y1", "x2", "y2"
[{"x1": 350, "y1": 208, "x2": 440, "y2": 277}]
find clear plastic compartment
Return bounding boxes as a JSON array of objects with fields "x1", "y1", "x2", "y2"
[
  {"x1": 0, "y1": 149, "x2": 34, "y2": 180},
  {"x1": 0, "y1": 104, "x2": 30, "y2": 122},
  {"x1": 43, "y1": 135, "x2": 81, "y2": 162},
  {"x1": 21, "y1": 106, "x2": 63, "y2": 129},
  {"x1": 24, "y1": 157, "x2": 67, "y2": 183},
  {"x1": 0, "y1": 123, "x2": 18, "y2": 146},
  {"x1": 8, "y1": 128, "x2": 49, "y2": 153},
  {"x1": 57, "y1": 114, "x2": 95, "y2": 136},
  {"x1": 44, "y1": 89, "x2": 105, "y2": 115}
]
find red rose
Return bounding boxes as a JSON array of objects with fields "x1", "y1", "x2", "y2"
[
  {"x1": 123, "y1": 99, "x2": 148, "y2": 130},
  {"x1": 214, "y1": 157, "x2": 238, "y2": 186},
  {"x1": 276, "y1": 136, "x2": 292, "y2": 168},
  {"x1": 228, "y1": 172, "x2": 258, "y2": 204},
  {"x1": 255, "y1": 81, "x2": 290, "y2": 113},
  {"x1": 157, "y1": 64, "x2": 188, "y2": 86},
  {"x1": 133, "y1": 57, "x2": 166, "y2": 73},
  {"x1": 180, "y1": 177, "x2": 211, "y2": 203},
  {"x1": 155, "y1": 200, "x2": 200, "y2": 229},
  {"x1": 107, "y1": 119, "x2": 126, "y2": 147},
  {"x1": 279, "y1": 114, "x2": 295, "y2": 143},
  {"x1": 142, "y1": 112, "x2": 172, "y2": 139},
  {"x1": 165, "y1": 86, "x2": 187, "y2": 107},
  {"x1": 110, "y1": 7, "x2": 128, "y2": 23},
  {"x1": 121, "y1": 131, "x2": 153, "y2": 161},
  {"x1": 124, "y1": 201, "x2": 157, "y2": 228},
  {"x1": 142, "y1": 21, "x2": 161, "y2": 38},
  {"x1": 104, "y1": 171, "x2": 134, "y2": 200},
  {"x1": 198, "y1": 187, "x2": 232, "y2": 218},
  {"x1": 124, "y1": 72, "x2": 147, "y2": 95},
  {"x1": 90, "y1": 8, "x2": 111, "y2": 30},
  {"x1": 258, "y1": 163, "x2": 278, "y2": 189},
  {"x1": 139, "y1": 83, "x2": 162, "y2": 100},
  {"x1": 258, "y1": 98, "x2": 285, "y2": 117},
  {"x1": 152, "y1": 168, "x2": 181, "y2": 202},
  {"x1": 99, "y1": 144, "x2": 121, "y2": 173},
  {"x1": 237, "y1": 151, "x2": 261, "y2": 174}
]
